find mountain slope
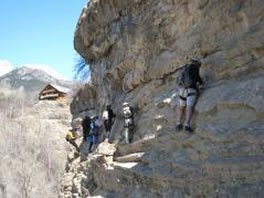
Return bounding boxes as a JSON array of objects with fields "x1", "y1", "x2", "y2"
[{"x1": 0, "y1": 66, "x2": 71, "y2": 92}]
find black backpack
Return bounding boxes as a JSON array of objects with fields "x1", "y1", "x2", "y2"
[{"x1": 176, "y1": 64, "x2": 193, "y2": 88}]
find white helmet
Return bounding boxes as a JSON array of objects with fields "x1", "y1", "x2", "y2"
[
  {"x1": 191, "y1": 58, "x2": 201, "y2": 67},
  {"x1": 123, "y1": 102, "x2": 129, "y2": 107}
]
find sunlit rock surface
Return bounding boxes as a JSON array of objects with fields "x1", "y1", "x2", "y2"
[{"x1": 63, "y1": 0, "x2": 264, "y2": 197}]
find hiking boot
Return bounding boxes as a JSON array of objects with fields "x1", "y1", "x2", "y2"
[
  {"x1": 184, "y1": 125, "x2": 194, "y2": 133},
  {"x1": 176, "y1": 123, "x2": 183, "y2": 131}
]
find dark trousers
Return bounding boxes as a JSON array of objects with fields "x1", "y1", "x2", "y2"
[
  {"x1": 83, "y1": 128, "x2": 90, "y2": 142},
  {"x1": 68, "y1": 139, "x2": 80, "y2": 152},
  {"x1": 87, "y1": 135, "x2": 97, "y2": 152},
  {"x1": 104, "y1": 120, "x2": 112, "y2": 138}
]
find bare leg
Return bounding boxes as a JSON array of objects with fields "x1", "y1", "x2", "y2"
[
  {"x1": 176, "y1": 105, "x2": 185, "y2": 130},
  {"x1": 185, "y1": 106, "x2": 193, "y2": 126},
  {"x1": 176, "y1": 106, "x2": 185, "y2": 124},
  {"x1": 184, "y1": 106, "x2": 194, "y2": 132}
]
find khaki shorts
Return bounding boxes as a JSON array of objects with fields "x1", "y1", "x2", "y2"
[{"x1": 178, "y1": 88, "x2": 197, "y2": 107}]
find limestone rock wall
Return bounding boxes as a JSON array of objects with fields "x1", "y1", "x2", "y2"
[
  {"x1": 70, "y1": 83, "x2": 97, "y2": 117},
  {"x1": 75, "y1": 0, "x2": 263, "y2": 89},
  {"x1": 67, "y1": 0, "x2": 264, "y2": 197}
]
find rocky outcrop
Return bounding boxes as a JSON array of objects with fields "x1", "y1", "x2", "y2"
[
  {"x1": 75, "y1": 0, "x2": 263, "y2": 92},
  {"x1": 70, "y1": 83, "x2": 97, "y2": 117},
  {"x1": 65, "y1": 0, "x2": 264, "y2": 197}
]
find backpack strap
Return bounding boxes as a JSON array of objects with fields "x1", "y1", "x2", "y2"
[
  {"x1": 179, "y1": 95, "x2": 187, "y2": 101},
  {"x1": 179, "y1": 89, "x2": 197, "y2": 101},
  {"x1": 187, "y1": 92, "x2": 197, "y2": 97}
]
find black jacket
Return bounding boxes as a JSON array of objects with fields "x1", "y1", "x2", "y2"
[
  {"x1": 82, "y1": 116, "x2": 91, "y2": 140},
  {"x1": 189, "y1": 64, "x2": 203, "y2": 90},
  {"x1": 107, "y1": 109, "x2": 116, "y2": 123}
]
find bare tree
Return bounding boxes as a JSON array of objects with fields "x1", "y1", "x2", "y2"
[
  {"x1": 0, "y1": 94, "x2": 67, "y2": 198},
  {"x1": 73, "y1": 56, "x2": 91, "y2": 81},
  {"x1": 19, "y1": 159, "x2": 33, "y2": 198},
  {"x1": 0, "y1": 175, "x2": 7, "y2": 198}
]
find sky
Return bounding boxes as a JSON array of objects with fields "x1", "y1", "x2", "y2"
[{"x1": 0, "y1": 0, "x2": 88, "y2": 79}]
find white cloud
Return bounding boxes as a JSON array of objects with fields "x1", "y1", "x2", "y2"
[
  {"x1": 0, "y1": 60, "x2": 14, "y2": 76},
  {"x1": 23, "y1": 64, "x2": 66, "y2": 80}
]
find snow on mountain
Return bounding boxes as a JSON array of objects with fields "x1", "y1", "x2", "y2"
[
  {"x1": 0, "y1": 66, "x2": 72, "y2": 93},
  {"x1": 0, "y1": 60, "x2": 14, "y2": 76},
  {"x1": 23, "y1": 64, "x2": 67, "y2": 80}
]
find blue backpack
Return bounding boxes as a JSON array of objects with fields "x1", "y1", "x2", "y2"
[{"x1": 90, "y1": 121, "x2": 99, "y2": 135}]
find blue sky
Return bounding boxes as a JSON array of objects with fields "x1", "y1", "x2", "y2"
[{"x1": 0, "y1": 0, "x2": 88, "y2": 79}]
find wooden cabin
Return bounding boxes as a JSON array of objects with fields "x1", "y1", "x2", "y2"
[{"x1": 39, "y1": 84, "x2": 69, "y2": 100}]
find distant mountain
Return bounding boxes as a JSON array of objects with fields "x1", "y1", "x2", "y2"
[{"x1": 0, "y1": 66, "x2": 72, "y2": 93}]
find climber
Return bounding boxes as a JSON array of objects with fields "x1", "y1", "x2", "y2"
[
  {"x1": 176, "y1": 58, "x2": 204, "y2": 132},
  {"x1": 123, "y1": 102, "x2": 135, "y2": 143},
  {"x1": 88, "y1": 115, "x2": 101, "y2": 152},
  {"x1": 102, "y1": 104, "x2": 116, "y2": 141},
  {"x1": 65, "y1": 128, "x2": 80, "y2": 153},
  {"x1": 82, "y1": 115, "x2": 91, "y2": 142}
]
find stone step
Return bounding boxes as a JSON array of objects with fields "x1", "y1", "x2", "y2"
[
  {"x1": 116, "y1": 134, "x2": 155, "y2": 156},
  {"x1": 112, "y1": 162, "x2": 139, "y2": 169},
  {"x1": 114, "y1": 152, "x2": 145, "y2": 163}
]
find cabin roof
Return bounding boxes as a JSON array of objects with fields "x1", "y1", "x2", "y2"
[
  {"x1": 49, "y1": 84, "x2": 70, "y2": 93},
  {"x1": 40, "y1": 84, "x2": 70, "y2": 94}
]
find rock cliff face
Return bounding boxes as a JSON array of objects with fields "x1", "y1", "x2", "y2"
[{"x1": 65, "y1": 0, "x2": 264, "y2": 197}]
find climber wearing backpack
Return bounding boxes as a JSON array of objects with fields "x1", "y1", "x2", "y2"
[
  {"x1": 102, "y1": 104, "x2": 116, "y2": 141},
  {"x1": 176, "y1": 58, "x2": 203, "y2": 132},
  {"x1": 87, "y1": 115, "x2": 101, "y2": 153},
  {"x1": 123, "y1": 102, "x2": 135, "y2": 143},
  {"x1": 82, "y1": 115, "x2": 91, "y2": 142}
]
